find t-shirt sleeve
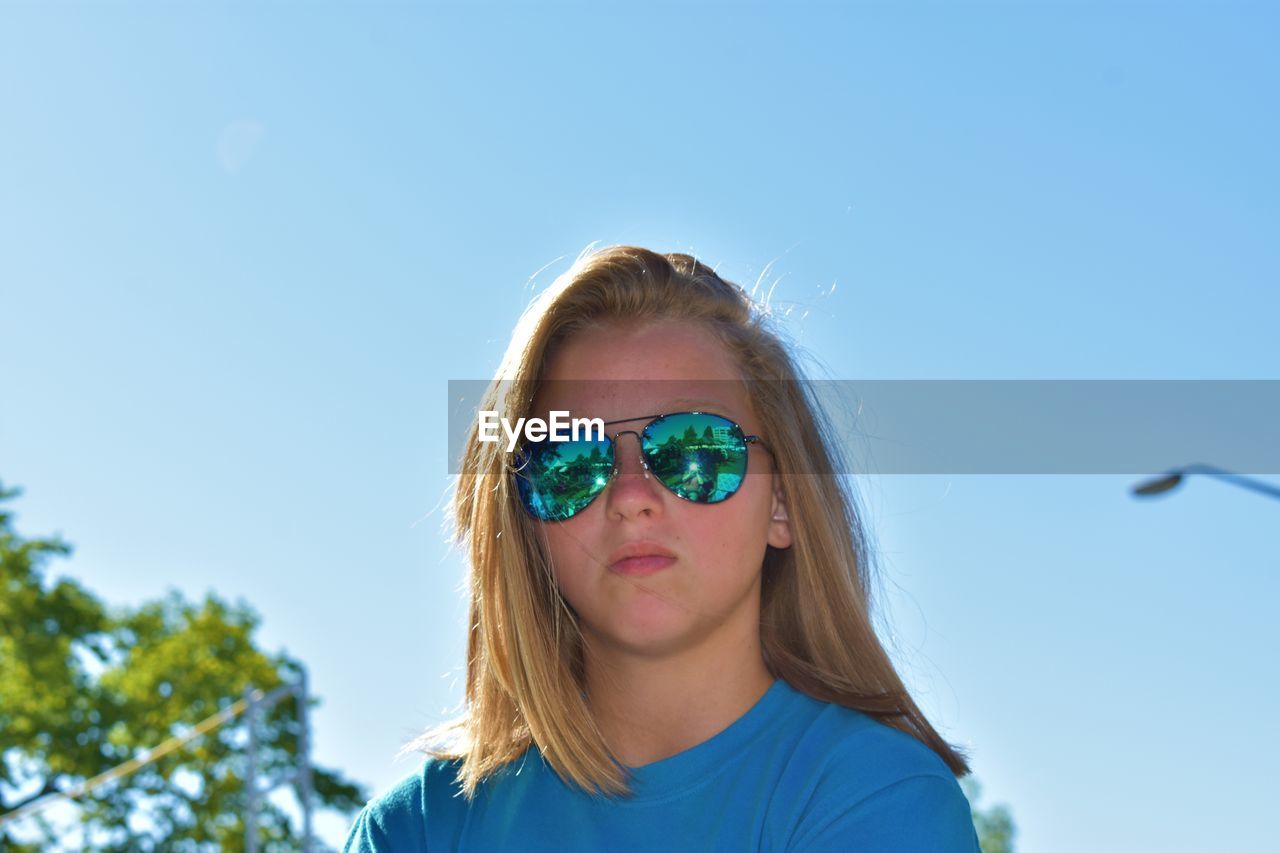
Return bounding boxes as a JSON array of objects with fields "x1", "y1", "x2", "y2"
[
  {"x1": 343, "y1": 801, "x2": 428, "y2": 852},
  {"x1": 343, "y1": 804, "x2": 392, "y2": 852},
  {"x1": 342, "y1": 766, "x2": 432, "y2": 852},
  {"x1": 790, "y1": 772, "x2": 981, "y2": 853}
]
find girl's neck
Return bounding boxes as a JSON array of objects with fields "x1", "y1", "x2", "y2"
[{"x1": 581, "y1": 630, "x2": 775, "y2": 768}]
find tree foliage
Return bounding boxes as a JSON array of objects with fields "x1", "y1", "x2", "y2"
[
  {"x1": 962, "y1": 775, "x2": 1017, "y2": 853},
  {"x1": 0, "y1": 482, "x2": 366, "y2": 851}
]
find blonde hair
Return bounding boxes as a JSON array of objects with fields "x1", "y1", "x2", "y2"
[{"x1": 416, "y1": 245, "x2": 970, "y2": 798}]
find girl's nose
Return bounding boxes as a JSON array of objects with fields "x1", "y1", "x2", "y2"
[
  {"x1": 610, "y1": 431, "x2": 649, "y2": 478},
  {"x1": 604, "y1": 432, "x2": 662, "y2": 518}
]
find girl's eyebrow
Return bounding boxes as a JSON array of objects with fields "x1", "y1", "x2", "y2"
[
  {"x1": 661, "y1": 397, "x2": 733, "y2": 412},
  {"x1": 597, "y1": 400, "x2": 737, "y2": 427}
]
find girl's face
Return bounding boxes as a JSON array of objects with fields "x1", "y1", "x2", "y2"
[{"x1": 531, "y1": 320, "x2": 793, "y2": 660}]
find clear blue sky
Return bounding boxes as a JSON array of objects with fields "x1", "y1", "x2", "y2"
[{"x1": 4, "y1": 2, "x2": 1278, "y2": 850}]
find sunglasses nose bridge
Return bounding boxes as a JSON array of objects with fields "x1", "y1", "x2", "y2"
[{"x1": 608, "y1": 429, "x2": 651, "y2": 479}]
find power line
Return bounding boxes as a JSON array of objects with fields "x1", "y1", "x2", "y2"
[
  {"x1": 0, "y1": 675, "x2": 314, "y2": 852},
  {"x1": 0, "y1": 695, "x2": 249, "y2": 829}
]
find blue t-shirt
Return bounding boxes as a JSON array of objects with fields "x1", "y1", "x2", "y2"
[{"x1": 344, "y1": 679, "x2": 980, "y2": 852}]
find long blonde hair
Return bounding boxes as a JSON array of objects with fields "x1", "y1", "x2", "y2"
[{"x1": 417, "y1": 245, "x2": 970, "y2": 798}]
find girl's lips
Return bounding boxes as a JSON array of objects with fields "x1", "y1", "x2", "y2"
[{"x1": 608, "y1": 555, "x2": 677, "y2": 576}]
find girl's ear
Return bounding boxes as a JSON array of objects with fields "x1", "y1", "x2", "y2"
[{"x1": 767, "y1": 474, "x2": 793, "y2": 549}]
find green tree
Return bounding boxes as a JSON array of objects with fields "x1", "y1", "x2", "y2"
[
  {"x1": 0, "y1": 482, "x2": 366, "y2": 851},
  {"x1": 962, "y1": 776, "x2": 1016, "y2": 853}
]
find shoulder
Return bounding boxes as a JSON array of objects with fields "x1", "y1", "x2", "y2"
[
  {"x1": 780, "y1": 685, "x2": 957, "y2": 793},
  {"x1": 343, "y1": 757, "x2": 467, "y2": 852},
  {"x1": 779, "y1": 688, "x2": 980, "y2": 852}
]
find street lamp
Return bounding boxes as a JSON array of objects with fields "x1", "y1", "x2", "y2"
[{"x1": 1132, "y1": 463, "x2": 1280, "y2": 502}]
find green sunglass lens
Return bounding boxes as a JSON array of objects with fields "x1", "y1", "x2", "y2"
[
  {"x1": 515, "y1": 439, "x2": 614, "y2": 521},
  {"x1": 642, "y1": 413, "x2": 747, "y2": 503}
]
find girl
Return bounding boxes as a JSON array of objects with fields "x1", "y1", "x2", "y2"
[{"x1": 346, "y1": 247, "x2": 980, "y2": 851}]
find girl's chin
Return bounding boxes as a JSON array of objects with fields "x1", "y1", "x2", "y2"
[{"x1": 583, "y1": 615, "x2": 697, "y2": 658}]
